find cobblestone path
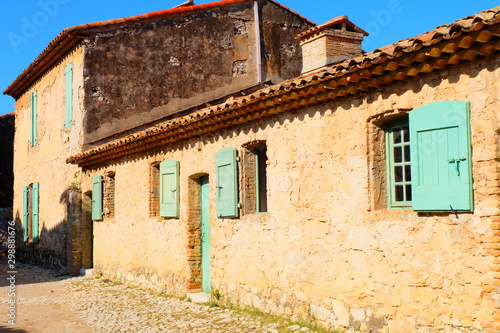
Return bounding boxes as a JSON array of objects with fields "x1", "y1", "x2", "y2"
[{"x1": 0, "y1": 261, "x2": 316, "y2": 333}]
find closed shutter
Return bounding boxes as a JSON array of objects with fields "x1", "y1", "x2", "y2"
[
  {"x1": 22, "y1": 186, "x2": 29, "y2": 242},
  {"x1": 31, "y1": 91, "x2": 37, "y2": 146},
  {"x1": 216, "y1": 147, "x2": 239, "y2": 218},
  {"x1": 92, "y1": 175, "x2": 103, "y2": 220},
  {"x1": 32, "y1": 182, "x2": 39, "y2": 243},
  {"x1": 64, "y1": 63, "x2": 73, "y2": 127},
  {"x1": 160, "y1": 159, "x2": 180, "y2": 218},
  {"x1": 410, "y1": 101, "x2": 472, "y2": 211}
]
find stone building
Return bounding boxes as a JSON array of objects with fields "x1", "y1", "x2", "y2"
[
  {"x1": 0, "y1": 112, "x2": 14, "y2": 222},
  {"x1": 66, "y1": 6, "x2": 500, "y2": 333},
  {"x1": 3, "y1": 0, "x2": 313, "y2": 273}
]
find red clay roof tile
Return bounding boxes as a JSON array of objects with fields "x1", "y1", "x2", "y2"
[
  {"x1": 4, "y1": 0, "x2": 313, "y2": 99},
  {"x1": 66, "y1": 5, "x2": 500, "y2": 166}
]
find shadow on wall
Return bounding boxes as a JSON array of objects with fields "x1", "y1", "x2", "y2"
[{"x1": 2, "y1": 187, "x2": 92, "y2": 276}]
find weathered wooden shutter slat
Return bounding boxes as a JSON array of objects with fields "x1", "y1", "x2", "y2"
[
  {"x1": 160, "y1": 159, "x2": 180, "y2": 218},
  {"x1": 92, "y1": 175, "x2": 103, "y2": 220},
  {"x1": 32, "y1": 182, "x2": 39, "y2": 243},
  {"x1": 64, "y1": 63, "x2": 73, "y2": 127},
  {"x1": 215, "y1": 147, "x2": 239, "y2": 218},
  {"x1": 410, "y1": 101, "x2": 473, "y2": 211},
  {"x1": 31, "y1": 91, "x2": 37, "y2": 146}
]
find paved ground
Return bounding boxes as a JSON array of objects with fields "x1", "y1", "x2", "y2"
[{"x1": 0, "y1": 261, "x2": 316, "y2": 333}]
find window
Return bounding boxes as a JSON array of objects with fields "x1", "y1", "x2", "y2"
[
  {"x1": 383, "y1": 101, "x2": 473, "y2": 212},
  {"x1": 91, "y1": 175, "x2": 103, "y2": 220},
  {"x1": 386, "y1": 121, "x2": 412, "y2": 208},
  {"x1": 64, "y1": 63, "x2": 73, "y2": 127},
  {"x1": 103, "y1": 171, "x2": 115, "y2": 219},
  {"x1": 215, "y1": 147, "x2": 239, "y2": 218},
  {"x1": 31, "y1": 91, "x2": 37, "y2": 146},
  {"x1": 22, "y1": 183, "x2": 39, "y2": 243},
  {"x1": 242, "y1": 141, "x2": 268, "y2": 214},
  {"x1": 149, "y1": 162, "x2": 161, "y2": 217},
  {"x1": 159, "y1": 159, "x2": 180, "y2": 218}
]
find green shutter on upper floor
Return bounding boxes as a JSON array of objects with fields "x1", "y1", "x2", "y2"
[
  {"x1": 160, "y1": 159, "x2": 180, "y2": 218},
  {"x1": 22, "y1": 186, "x2": 29, "y2": 242},
  {"x1": 409, "y1": 101, "x2": 473, "y2": 212},
  {"x1": 32, "y1": 182, "x2": 39, "y2": 243},
  {"x1": 215, "y1": 147, "x2": 239, "y2": 218},
  {"x1": 92, "y1": 175, "x2": 103, "y2": 220},
  {"x1": 64, "y1": 63, "x2": 73, "y2": 127},
  {"x1": 31, "y1": 91, "x2": 37, "y2": 146}
]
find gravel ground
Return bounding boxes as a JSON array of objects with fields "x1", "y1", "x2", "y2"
[{"x1": 0, "y1": 261, "x2": 315, "y2": 333}]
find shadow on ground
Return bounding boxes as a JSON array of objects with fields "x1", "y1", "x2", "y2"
[{"x1": 0, "y1": 325, "x2": 28, "y2": 332}]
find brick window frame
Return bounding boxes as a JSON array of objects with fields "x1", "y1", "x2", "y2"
[
  {"x1": 241, "y1": 140, "x2": 268, "y2": 214},
  {"x1": 367, "y1": 110, "x2": 410, "y2": 211},
  {"x1": 149, "y1": 162, "x2": 161, "y2": 218},
  {"x1": 103, "y1": 171, "x2": 115, "y2": 220}
]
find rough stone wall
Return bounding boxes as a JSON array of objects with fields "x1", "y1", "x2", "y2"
[
  {"x1": 82, "y1": 0, "x2": 312, "y2": 146},
  {"x1": 13, "y1": 46, "x2": 85, "y2": 271},
  {"x1": 85, "y1": 56, "x2": 500, "y2": 332}
]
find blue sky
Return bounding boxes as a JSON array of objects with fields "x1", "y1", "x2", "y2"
[{"x1": 1, "y1": 0, "x2": 499, "y2": 115}]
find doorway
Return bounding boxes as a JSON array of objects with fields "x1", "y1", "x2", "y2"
[{"x1": 200, "y1": 175, "x2": 211, "y2": 293}]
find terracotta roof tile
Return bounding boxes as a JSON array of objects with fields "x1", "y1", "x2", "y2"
[
  {"x1": 4, "y1": 0, "x2": 313, "y2": 99},
  {"x1": 60, "y1": 5, "x2": 500, "y2": 166}
]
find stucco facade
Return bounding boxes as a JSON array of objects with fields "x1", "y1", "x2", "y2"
[
  {"x1": 4, "y1": 0, "x2": 313, "y2": 275},
  {"x1": 11, "y1": 46, "x2": 85, "y2": 269},
  {"x1": 4, "y1": 1, "x2": 500, "y2": 332},
  {"x1": 79, "y1": 55, "x2": 500, "y2": 332}
]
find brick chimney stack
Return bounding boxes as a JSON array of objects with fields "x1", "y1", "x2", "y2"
[{"x1": 297, "y1": 15, "x2": 368, "y2": 75}]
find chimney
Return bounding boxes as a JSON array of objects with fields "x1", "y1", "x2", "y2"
[{"x1": 297, "y1": 15, "x2": 368, "y2": 75}]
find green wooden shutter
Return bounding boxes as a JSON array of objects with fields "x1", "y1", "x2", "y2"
[
  {"x1": 410, "y1": 101, "x2": 472, "y2": 211},
  {"x1": 22, "y1": 186, "x2": 29, "y2": 242},
  {"x1": 32, "y1": 182, "x2": 39, "y2": 243},
  {"x1": 216, "y1": 147, "x2": 239, "y2": 218},
  {"x1": 31, "y1": 91, "x2": 37, "y2": 146},
  {"x1": 92, "y1": 175, "x2": 103, "y2": 220},
  {"x1": 160, "y1": 159, "x2": 180, "y2": 218},
  {"x1": 64, "y1": 63, "x2": 73, "y2": 127}
]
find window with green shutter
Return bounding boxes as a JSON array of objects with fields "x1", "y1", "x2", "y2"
[
  {"x1": 409, "y1": 101, "x2": 472, "y2": 212},
  {"x1": 31, "y1": 91, "x2": 37, "y2": 146},
  {"x1": 216, "y1": 147, "x2": 239, "y2": 218},
  {"x1": 92, "y1": 175, "x2": 103, "y2": 220},
  {"x1": 64, "y1": 63, "x2": 73, "y2": 127},
  {"x1": 22, "y1": 186, "x2": 29, "y2": 242},
  {"x1": 160, "y1": 159, "x2": 180, "y2": 218},
  {"x1": 32, "y1": 182, "x2": 39, "y2": 243}
]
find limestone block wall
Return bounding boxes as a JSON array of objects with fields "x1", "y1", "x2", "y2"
[
  {"x1": 87, "y1": 56, "x2": 500, "y2": 332},
  {"x1": 13, "y1": 46, "x2": 85, "y2": 270}
]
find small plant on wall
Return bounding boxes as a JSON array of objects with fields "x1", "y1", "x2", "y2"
[{"x1": 70, "y1": 171, "x2": 81, "y2": 190}]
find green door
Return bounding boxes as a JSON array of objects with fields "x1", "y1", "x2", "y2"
[{"x1": 200, "y1": 175, "x2": 211, "y2": 293}]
